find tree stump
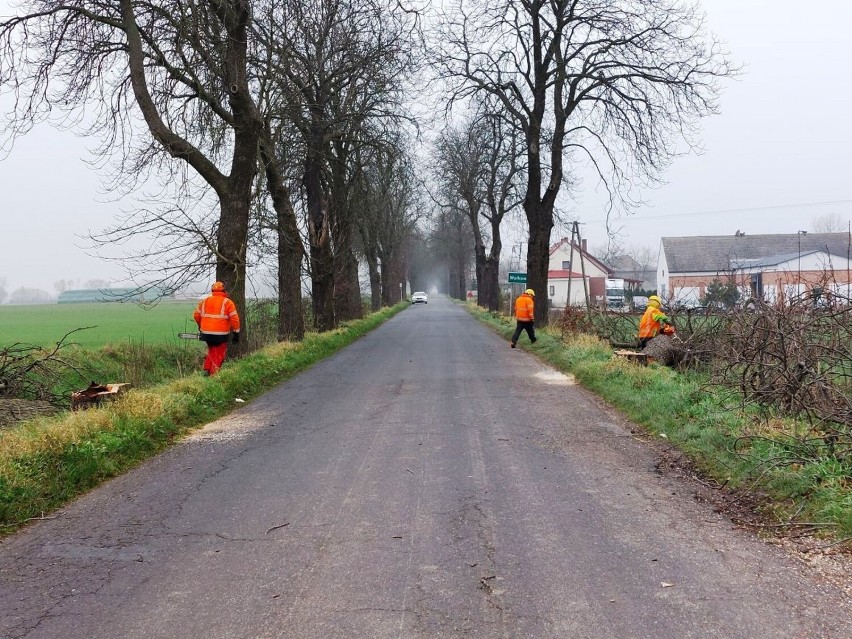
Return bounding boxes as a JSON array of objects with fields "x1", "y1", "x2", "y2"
[{"x1": 641, "y1": 335, "x2": 687, "y2": 367}]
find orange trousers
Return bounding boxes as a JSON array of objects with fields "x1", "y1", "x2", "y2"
[{"x1": 203, "y1": 342, "x2": 228, "y2": 375}]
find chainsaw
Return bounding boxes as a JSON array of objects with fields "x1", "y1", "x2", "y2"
[{"x1": 178, "y1": 332, "x2": 201, "y2": 340}]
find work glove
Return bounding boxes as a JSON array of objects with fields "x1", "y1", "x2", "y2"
[{"x1": 231, "y1": 332, "x2": 240, "y2": 344}]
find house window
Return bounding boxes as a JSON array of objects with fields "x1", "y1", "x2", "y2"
[
  {"x1": 549, "y1": 286, "x2": 555, "y2": 296},
  {"x1": 562, "y1": 260, "x2": 571, "y2": 269}
]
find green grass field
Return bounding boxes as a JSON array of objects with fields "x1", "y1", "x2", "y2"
[{"x1": 0, "y1": 301, "x2": 200, "y2": 349}]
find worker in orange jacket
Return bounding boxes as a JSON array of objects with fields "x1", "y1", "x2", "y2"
[
  {"x1": 193, "y1": 281, "x2": 241, "y2": 375},
  {"x1": 637, "y1": 295, "x2": 671, "y2": 348},
  {"x1": 511, "y1": 288, "x2": 538, "y2": 348}
]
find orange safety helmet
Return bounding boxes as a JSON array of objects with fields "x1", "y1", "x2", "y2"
[{"x1": 211, "y1": 281, "x2": 226, "y2": 292}]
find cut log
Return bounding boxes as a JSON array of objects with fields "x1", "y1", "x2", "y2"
[
  {"x1": 613, "y1": 350, "x2": 649, "y2": 365},
  {"x1": 71, "y1": 382, "x2": 130, "y2": 410}
]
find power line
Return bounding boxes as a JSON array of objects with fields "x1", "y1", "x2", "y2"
[{"x1": 583, "y1": 199, "x2": 852, "y2": 224}]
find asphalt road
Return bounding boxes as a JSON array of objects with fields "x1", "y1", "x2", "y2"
[{"x1": 1, "y1": 295, "x2": 850, "y2": 638}]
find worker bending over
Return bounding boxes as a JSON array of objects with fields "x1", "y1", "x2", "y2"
[{"x1": 637, "y1": 295, "x2": 671, "y2": 348}]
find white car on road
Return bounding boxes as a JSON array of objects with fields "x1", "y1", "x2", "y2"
[{"x1": 411, "y1": 292, "x2": 428, "y2": 304}]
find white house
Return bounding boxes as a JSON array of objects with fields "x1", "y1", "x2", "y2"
[{"x1": 547, "y1": 238, "x2": 611, "y2": 308}]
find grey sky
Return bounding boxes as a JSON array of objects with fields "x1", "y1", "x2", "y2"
[
  {"x1": 1, "y1": 0, "x2": 850, "y2": 294},
  {"x1": 573, "y1": 0, "x2": 852, "y2": 255}
]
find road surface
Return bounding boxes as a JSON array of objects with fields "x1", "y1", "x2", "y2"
[{"x1": 1, "y1": 295, "x2": 850, "y2": 638}]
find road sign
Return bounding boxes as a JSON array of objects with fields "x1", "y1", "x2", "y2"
[{"x1": 508, "y1": 272, "x2": 527, "y2": 284}]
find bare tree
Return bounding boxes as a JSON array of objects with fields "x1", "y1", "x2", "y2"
[
  {"x1": 9, "y1": 287, "x2": 52, "y2": 304},
  {"x1": 355, "y1": 137, "x2": 422, "y2": 308},
  {"x1": 0, "y1": 1, "x2": 272, "y2": 344},
  {"x1": 254, "y1": 0, "x2": 419, "y2": 330},
  {"x1": 812, "y1": 212, "x2": 847, "y2": 234},
  {"x1": 433, "y1": 108, "x2": 523, "y2": 310},
  {"x1": 433, "y1": 0, "x2": 734, "y2": 325},
  {"x1": 429, "y1": 204, "x2": 474, "y2": 300}
]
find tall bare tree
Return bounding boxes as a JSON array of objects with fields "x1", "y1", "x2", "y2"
[
  {"x1": 355, "y1": 137, "x2": 422, "y2": 307},
  {"x1": 253, "y1": 0, "x2": 418, "y2": 330},
  {"x1": 433, "y1": 108, "x2": 523, "y2": 311},
  {"x1": 0, "y1": 1, "x2": 273, "y2": 344},
  {"x1": 433, "y1": 0, "x2": 734, "y2": 325}
]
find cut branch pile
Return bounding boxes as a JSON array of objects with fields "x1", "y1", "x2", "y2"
[
  {"x1": 0, "y1": 329, "x2": 89, "y2": 409},
  {"x1": 713, "y1": 300, "x2": 852, "y2": 461}
]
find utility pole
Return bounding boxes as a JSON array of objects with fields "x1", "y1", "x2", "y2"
[{"x1": 565, "y1": 221, "x2": 591, "y2": 319}]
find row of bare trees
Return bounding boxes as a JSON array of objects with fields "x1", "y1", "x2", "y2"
[
  {"x1": 431, "y1": 105, "x2": 524, "y2": 310},
  {"x1": 1, "y1": 0, "x2": 736, "y2": 342},
  {"x1": 0, "y1": 0, "x2": 422, "y2": 344},
  {"x1": 428, "y1": 0, "x2": 734, "y2": 322}
]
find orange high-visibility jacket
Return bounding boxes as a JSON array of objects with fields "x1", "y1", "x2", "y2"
[
  {"x1": 514, "y1": 293, "x2": 535, "y2": 322},
  {"x1": 194, "y1": 291, "x2": 241, "y2": 336},
  {"x1": 638, "y1": 305, "x2": 668, "y2": 339}
]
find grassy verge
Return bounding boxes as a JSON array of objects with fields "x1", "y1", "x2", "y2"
[
  {"x1": 0, "y1": 304, "x2": 406, "y2": 534},
  {"x1": 471, "y1": 305, "x2": 852, "y2": 541}
]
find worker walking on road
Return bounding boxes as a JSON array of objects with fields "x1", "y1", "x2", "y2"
[
  {"x1": 511, "y1": 288, "x2": 538, "y2": 348},
  {"x1": 193, "y1": 281, "x2": 241, "y2": 376},
  {"x1": 637, "y1": 295, "x2": 670, "y2": 348}
]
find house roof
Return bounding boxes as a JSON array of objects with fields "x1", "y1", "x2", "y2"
[
  {"x1": 729, "y1": 251, "x2": 821, "y2": 270},
  {"x1": 549, "y1": 237, "x2": 611, "y2": 274},
  {"x1": 662, "y1": 233, "x2": 851, "y2": 274},
  {"x1": 548, "y1": 269, "x2": 587, "y2": 279},
  {"x1": 607, "y1": 254, "x2": 642, "y2": 270},
  {"x1": 609, "y1": 273, "x2": 645, "y2": 286}
]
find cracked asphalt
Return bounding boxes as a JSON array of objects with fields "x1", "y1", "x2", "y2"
[{"x1": 1, "y1": 295, "x2": 850, "y2": 638}]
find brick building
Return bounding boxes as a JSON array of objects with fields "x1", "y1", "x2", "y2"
[{"x1": 658, "y1": 232, "x2": 852, "y2": 306}]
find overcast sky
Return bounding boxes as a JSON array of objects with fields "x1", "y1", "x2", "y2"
[
  {"x1": 1, "y1": 0, "x2": 850, "y2": 294},
  {"x1": 574, "y1": 0, "x2": 852, "y2": 255}
]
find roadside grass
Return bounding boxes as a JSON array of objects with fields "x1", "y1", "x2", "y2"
[
  {"x1": 0, "y1": 304, "x2": 406, "y2": 534},
  {"x1": 471, "y1": 305, "x2": 852, "y2": 541},
  {"x1": 52, "y1": 340, "x2": 205, "y2": 398}
]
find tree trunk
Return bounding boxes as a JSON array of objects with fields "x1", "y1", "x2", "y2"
[
  {"x1": 366, "y1": 253, "x2": 381, "y2": 310},
  {"x1": 455, "y1": 270, "x2": 466, "y2": 300},
  {"x1": 484, "y1": 228, "x2": 503, "y2": 311},
  {"x1": 332, "y1": 217, "x2": 363, "y2": 321},
  {"x1": 380, "y1": 258, "x2": 393, "y2": 306},
  {"x1": 215, "y1": 193, "x2": 250, "y2": 354},
  {"x1": 260, "y1": 139, "x2": 305, "y2": 342},
  {"x1": 276, "y1": 201, "x2": 305, "y2": 341},
  {"x1": 333, "y1": 245, "x2": 363, "y2": 320},
  {"x1": 480, "y1": 255, "x2": 501, "y2": 311},
  {"x1": 525, "y1": 203, "x2": 554, "y2": 327},
  {"x1": 304, "y1": 146, "x2": 336, "y2": 331},
  {"x1": 448, "y1": 263, "x2": 465, "y2": 299}
]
